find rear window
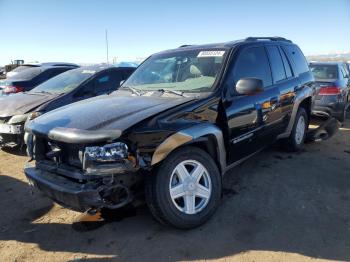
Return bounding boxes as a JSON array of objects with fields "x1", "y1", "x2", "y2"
[
  {"x1": 309, "y1": 64, "x2": 338, "y2": 80},
  {"x1": 10, "y1": 65, "x2": 39, "y2": 73},
  {"x1": 283, "y1": 45, "x2": 309, "y2": 75},
  {"x1": 7, "y1": 67, "x2": 43, "y2": 80}
]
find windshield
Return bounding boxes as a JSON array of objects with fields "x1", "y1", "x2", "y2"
[
  {"x1": 29, "y1": 68, "x2": 95, "y2": 94},
  {"x1": 310, "y1": 64, "x2": 338, "y2": 80},
  {"x1": 122, "y1": 49, "x2": 228, "y2": 93}
]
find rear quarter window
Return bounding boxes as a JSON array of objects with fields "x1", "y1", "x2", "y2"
[{"x1": 283, "y1": 45, "x2": 309, "y2": 76}]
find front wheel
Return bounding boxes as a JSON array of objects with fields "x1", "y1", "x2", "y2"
[
  {"x1": 145, "y1": 146, "x2": 222, "y2": 229},
  {"x1": 283, "y1": 107, "x2": 308, "y2": 152}
]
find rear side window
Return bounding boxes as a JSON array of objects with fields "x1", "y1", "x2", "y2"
[
  {"x1": 283, "y1": 45, "x2": 309, "y2": 75},
  {"x1": 280, "y1": 48, "x2": 293, "y2": 78},
  {"x1": 266, "y1": 46, "x2": 286, "y2": 83},
  {"x1": 234, "y1": 46, "x2": 272, "y2": 88}
]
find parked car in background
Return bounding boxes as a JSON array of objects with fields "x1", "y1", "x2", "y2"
[
  {"x1": 3, "y1": 59, "x2": 24, "y2": 78},
  {"x1": 0, "y1": 63, "x2": 79, "y2": 95},
  {"x1": 25, "y1": 37, "x2": 316, "y2": 229},
  {"x1": 309, "y1": 62, "x2": 350, "y2": 121},
  {"x1": 0, "y1": 65, "x2": 136, "y2": 147},
  {"x1": 5, "y1": 62, "x2": 78, "y2": 78}
]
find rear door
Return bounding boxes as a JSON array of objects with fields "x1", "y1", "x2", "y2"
[{"x1": 266, "y1": 45, "x2": 299, "y2": 132}]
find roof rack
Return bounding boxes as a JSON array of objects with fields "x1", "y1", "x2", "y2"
[
  {"x1": 179, "y1": 45, "x2": 192, "y2": 48},
  {"x1": 244, "y1": 37, "x2": 292, "y2": 43}
]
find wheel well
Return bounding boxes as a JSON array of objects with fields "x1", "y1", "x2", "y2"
[
  {"x1": 185, "y1": 135, "x2": 222, "y2": 173},
  {"x1": 299, "y1": 97, "x2": 312, "y2": 121}
]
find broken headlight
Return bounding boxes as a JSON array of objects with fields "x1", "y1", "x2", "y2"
[
  {"x1": 8, "y1": 114, "x2": 29, "y2": 124},
  {"x1": 84, "y1": 142, "x2": 128, "y2": 162}
]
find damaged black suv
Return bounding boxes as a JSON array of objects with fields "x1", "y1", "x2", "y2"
[{"x1": 24, "y1": 37, "x2": 315, "y2": 229}]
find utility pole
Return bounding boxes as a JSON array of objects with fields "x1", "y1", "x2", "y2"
[{"x1": 105, "y1": 29, "x2": 109, "y2": 65}]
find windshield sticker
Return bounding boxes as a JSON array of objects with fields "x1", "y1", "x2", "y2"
[
  {"x1": 82, "y1": 70, "x2": 96, "y2": 74},
  {"x1": 197, "y1": 51, "x2": 225, "y2": 57}
]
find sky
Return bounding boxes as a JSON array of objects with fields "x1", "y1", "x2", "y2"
[{"x1": 0, "y1": 0, "x2": 349, "y2": 65}]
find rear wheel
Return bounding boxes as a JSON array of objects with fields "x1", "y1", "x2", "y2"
[
  {"x1": 145, "y1": 146, "x2": 221, "y2": 229},
  {"x1": 283, "y1": 107, "x2": 308, "y2": 152}
]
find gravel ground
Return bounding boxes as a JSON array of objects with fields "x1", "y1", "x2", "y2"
[{"x1": 0, "y1": 119, "x2": 349, "y2": 262}]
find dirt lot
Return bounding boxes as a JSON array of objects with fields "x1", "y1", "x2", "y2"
[{"x1": 0, "y1": 120, "x2": 350, "y2": 262}]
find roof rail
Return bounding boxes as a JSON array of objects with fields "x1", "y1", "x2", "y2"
[
  {"x1": 244, "y1": 37, "x2": 292, "y2": 43},
  {"x1": 179, "y1": 45, "x2": 192, "y2": 48}
]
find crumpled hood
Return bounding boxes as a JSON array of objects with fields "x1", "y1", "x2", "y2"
[
  {"x1": 26, "y1": 94, "x2": 194, "y2": 140},
  {"x1": 0, "y1": 92, "x2": 59, "y2": 117}
]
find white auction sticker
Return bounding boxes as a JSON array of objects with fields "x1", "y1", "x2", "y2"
[{"x1": 197, "y1": 50, "x2": 225, "y2": 57}]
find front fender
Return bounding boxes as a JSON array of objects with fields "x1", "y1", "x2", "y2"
[{"x1": 151, "y1": 123, "x2": 226, "y2": 173}]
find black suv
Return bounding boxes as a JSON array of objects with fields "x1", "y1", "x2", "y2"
[{"x1": 24, "y1": 37, "x2": 315, "y2": 229}]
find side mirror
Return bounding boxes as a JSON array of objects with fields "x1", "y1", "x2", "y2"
[{"x1": 235, "y1": 78, "x2": 264, "y2": 95}]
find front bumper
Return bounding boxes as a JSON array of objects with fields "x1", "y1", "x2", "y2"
[
  {"x1": 24, "y1": 161, "x2": 139, "y2": 212},
  {"x1": 0, "y1": 123, "x2": 24, "y2": 146}
]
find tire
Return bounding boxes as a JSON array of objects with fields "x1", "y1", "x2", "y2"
[
  {"x1": 336, "y1": 110, "x2": 346, "y2": 123},
  {"x1": 283, "y1": 107, "x2": 308, "y2": 152},
  {"x1": 336, "y1": 104, "x2": 347, "y2": 123},
  {"x1": 145, "y1": 146, "x2": 222, "y2": 229}
]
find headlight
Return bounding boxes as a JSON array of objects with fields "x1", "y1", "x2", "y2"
[
  {"x1": 8, "y1": 114, "x2": 29, "y2": 124},
  {"x1": 28, "y1": 111, "x2": 43, "y2": 121},
  {"x1": 84, "y1": 142, "x2": 128, "y2": 162}
]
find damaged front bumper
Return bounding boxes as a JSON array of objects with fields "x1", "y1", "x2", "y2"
[
  {"x1": 0, "y1": 123, "x2": 24, "y2": 146},
  {"x1": 0, "y1": 123, "x2": 23, "y2": 134},
  {"x1": 24, "y1": 160, "x2": 141, "y2": 212}
]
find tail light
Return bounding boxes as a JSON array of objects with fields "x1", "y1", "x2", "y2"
[
  {"x1": 319, "y1": 86, "x2": 341, "y2": 95},
  {"x1": 3, "y1": 86, "x2": 24, "y2": 94}
]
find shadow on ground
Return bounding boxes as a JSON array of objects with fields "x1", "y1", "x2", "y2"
[{"x1": 0, "y1": 126, "x2": 350, "y2": 261}]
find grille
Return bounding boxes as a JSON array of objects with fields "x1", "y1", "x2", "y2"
[
  {"x1": 44, "y1": 140, "x2": 84, "y2": 169},
  {"x1": 0, "y1": 117, "x2": 10, "y2": 124}
]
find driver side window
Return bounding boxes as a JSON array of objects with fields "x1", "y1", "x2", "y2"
[{"x1": 233, "y1": 47, "x2": 272, "y2": 88}]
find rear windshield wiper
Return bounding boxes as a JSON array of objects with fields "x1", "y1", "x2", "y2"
[
  {"x1": 157, "y1": 89, "x2": 187, "y2": 97},
  {"x1": 122, "y1": 86, "x2": 141, "y2": 96}
]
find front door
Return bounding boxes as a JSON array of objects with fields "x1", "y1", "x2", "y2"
[{"x1": 223, "y1": 45, "x2": 282, "y2": 164}]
